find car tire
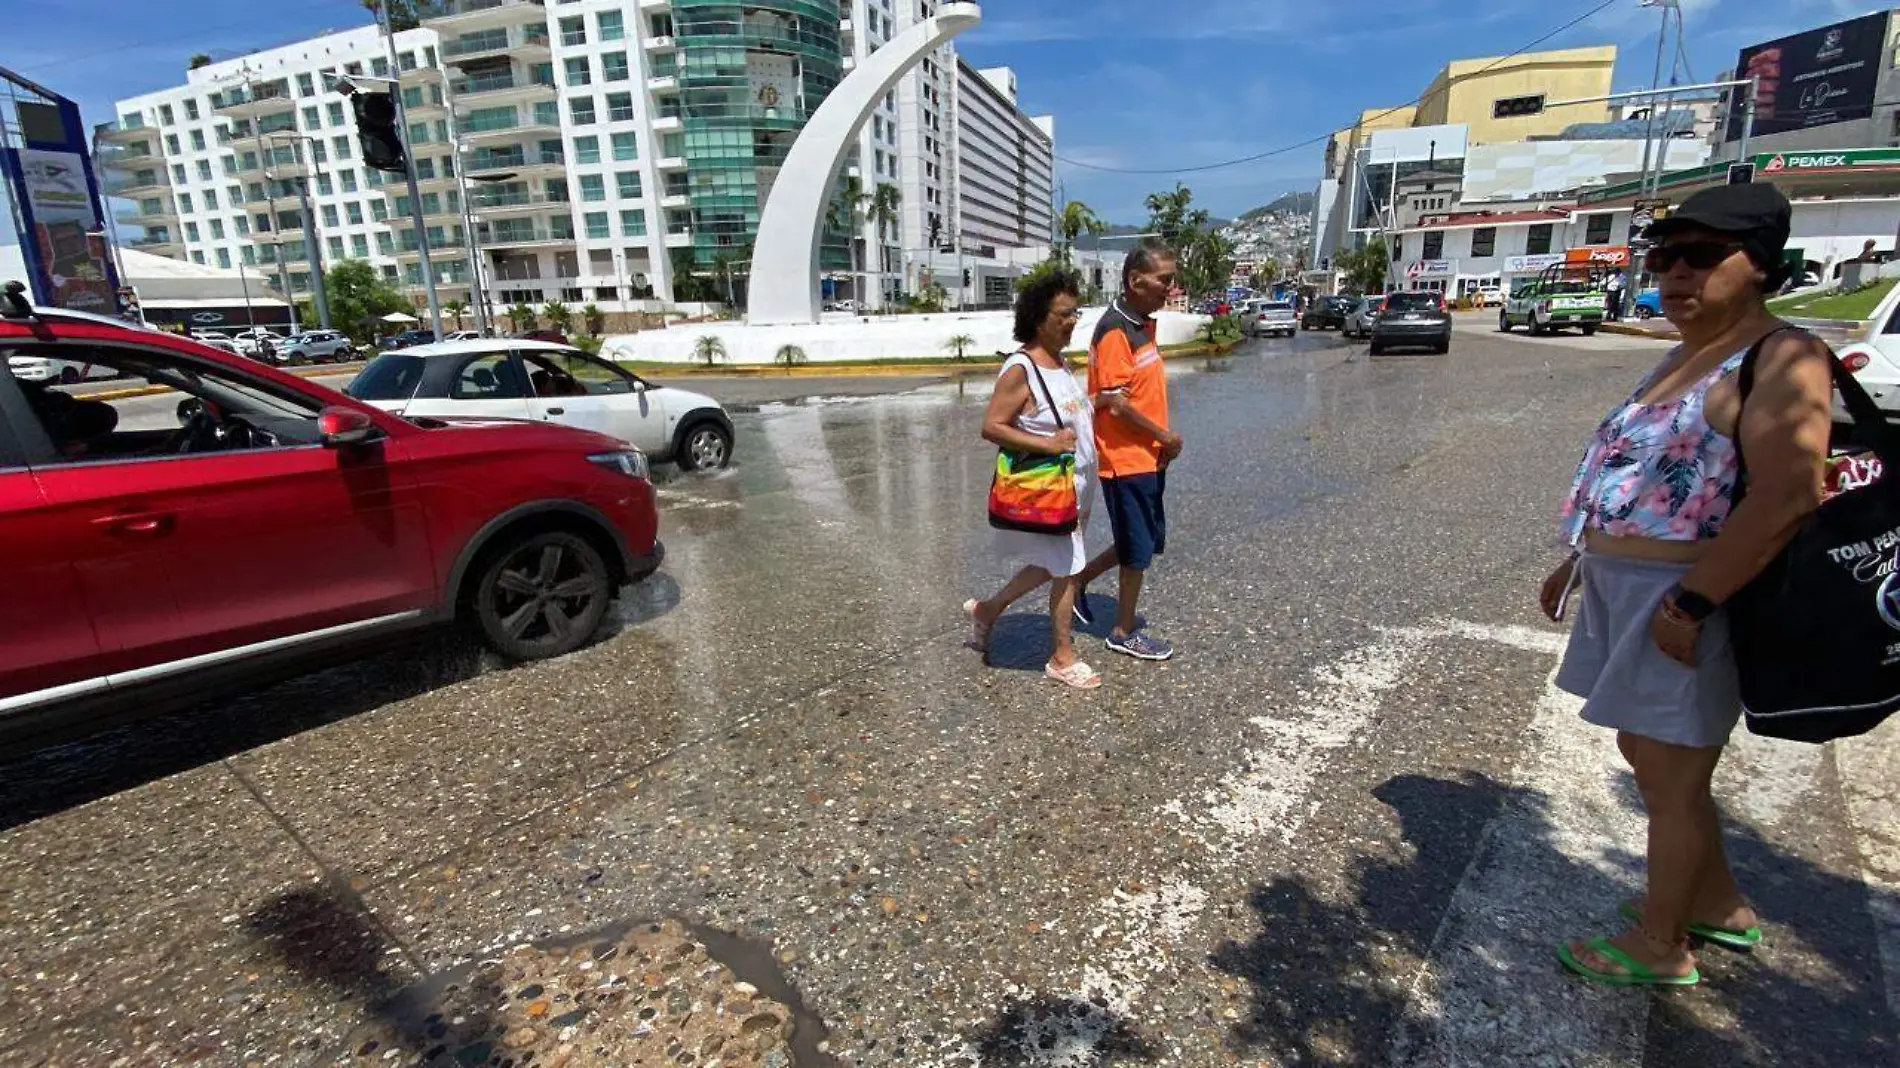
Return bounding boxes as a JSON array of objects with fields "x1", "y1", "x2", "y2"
[
  {"x1": 678, "y1": 422, "x2": 732, "y2": 471},
  {"x1": 1498, "y1": 311, "x2": 1511, "y2": 333},
  {"x1": 58, "y1": 366, "x2": 79, "y2": 385},
  {"x1": 472, "y1": 530, "x2": 611, "y2": 661},
  {"x1": 1635, "y1": 306, "x2": 1654, "y2": 321},
  {"x1": 1581, "y1": 325, "x2": 1599, "y2": 337},
  {"x1": 1435, "y1": 338, "x2": 1451, "y2": 355},
  {"x1": 1369, "y1": 340, "x2": 1384, "y2": 355}
]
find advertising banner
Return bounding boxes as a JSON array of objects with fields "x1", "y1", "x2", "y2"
[
  {"x1": 1567, "y1": 245, "x2": 1631, "y2": 268},
  {"x1": 0, "y1": 91, "x2": 123, "y2": 314},
  {"x1": 1726, "y1": 12, "x2": 1889, "y2": 140},
  {"x1": 1503, "y1": 253, "x2": 1565, "y2": 274}
]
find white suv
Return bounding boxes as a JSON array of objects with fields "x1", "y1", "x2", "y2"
[{"x1": 277, "y1": 330, "x2": 357, "y2": 365}]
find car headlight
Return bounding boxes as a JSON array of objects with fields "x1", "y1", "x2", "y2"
[{"x1": 588, "y1": 449, "x2": 650, "y2": 481}]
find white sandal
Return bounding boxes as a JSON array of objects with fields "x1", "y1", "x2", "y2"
[
  {"x1": 963, "y1": 599, "x2": 993, "y2": 662},
  {"x1": 1045, "y1": 660, "x2": 1103, "y2": 690}
]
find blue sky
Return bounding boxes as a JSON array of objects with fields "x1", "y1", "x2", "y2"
[{"x1": 0, "y1": 0, "x2": 1877, "y2": 233}]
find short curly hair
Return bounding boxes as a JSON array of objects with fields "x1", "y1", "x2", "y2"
[{"x1": 1013, "y1": 267, "x2": 1083, "y2": 344}]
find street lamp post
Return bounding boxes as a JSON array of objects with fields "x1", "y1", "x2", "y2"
[{"x1": 371, "y1": 0, "x2": 443, "y2": 337}]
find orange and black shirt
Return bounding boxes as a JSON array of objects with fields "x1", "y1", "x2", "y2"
[{"x1": 1087, "y1": 300, "x2": 1169, "y2": 478}]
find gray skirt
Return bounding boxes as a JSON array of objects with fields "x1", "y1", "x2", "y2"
[{"x1": 1555, "y1": 552, "x2": 1742, "y2": 749}]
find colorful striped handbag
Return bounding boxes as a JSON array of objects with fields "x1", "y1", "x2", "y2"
[{"x1": 987, "y1": 356, "x2": 1080, "y2": 535}]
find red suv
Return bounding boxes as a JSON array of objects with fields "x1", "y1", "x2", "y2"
[{"x1": 0, "y1": 297, "x2": 662, "y2": 751}]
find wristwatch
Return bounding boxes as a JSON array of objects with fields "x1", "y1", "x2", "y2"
[{"x1": 1666, "y1": 583, "x2": 1719, "y2": 623}]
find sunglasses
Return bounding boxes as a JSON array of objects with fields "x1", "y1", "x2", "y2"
[{"x1": 1644, "y1": 241, "x2": 1745, "y2": 273}]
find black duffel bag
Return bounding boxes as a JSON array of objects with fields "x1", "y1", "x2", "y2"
[{"x1": 1731, "y1": 330, "x2": 1900, "y2": 743}]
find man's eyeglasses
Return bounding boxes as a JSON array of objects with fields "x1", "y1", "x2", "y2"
[{"x1": 1644, "y1": 241, "x2": 1745, "y2": 273}]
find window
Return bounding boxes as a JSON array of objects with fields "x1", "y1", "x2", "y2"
[
  {"x1": 297, "y1": 73, "x2": 315, "y2": 97},
  {"x1": 376, "y1": 232, "x2": 394, "y2": 254},
  {"x1": 215, "y1": 248, "x2": 231, "y2": 269},
  {"x1": 185, "y1": 99, "x2": 200, "y2": 120},
  {"x1": 602, "y1": 51, "x2": 629, "y2": 81},
  {"x1": 525, "y1": 351, "x2": 636, "y2": 398},
  {"x1": 159, "y1": 104, "x2": 174, "y2": 125},
  {"x1": 228, "y1": 184, "x2": 244, "y2": 205},
  {"x1": 371, "y1": 57, "x2": 389, "y2": 78},
  {"x1": 1471, "y1": 226, "x2": 1497, "y2": 258},
  {"x1": 328, "y1": 101, "x2": 346, "y2": 126},
  {"x1": 165, "y1": 133, "x2": 181, "y2": 154},
  {"x1": 210, "y1": 219, "x2": 225, "y2": 239},
  {"x1": 185, "y1": 222, "x2": 200, "y2": 241},
  {"x1": 1422, "y1": 231, "x2": 1444, "y2": 260},
  {"x1": 620, "y1": 208, "x2": 646, "y2": 237},
  {"x1": 328, "y1": 236, "x2": 345, "y2": 260},
  {"x1": 189, "y1": 129, "x2": 206, "y2": 151},
  {"x1": 333, "y1": 134, "x2": 353, "y2": 160},
  {"x1": 310, "y1": 141, "x2": 328, "y2": 164},
  {"x1": 321, "y1": 205, "x2": 340, "y2": 228},
  {"x1": 615, "y1": 171, "x2": 641, "y2": 199},
  {"x1": 196, "y1": 160, "x2": 214, "y2": 182},
  {"x1": 532, "y1": 102, "x2": 559, "y2": 128},
  {"x1": 178, "y1": 192, "x2": 194, "y2": 213},
  {"x1": 346, "y1": 201, "x2": 364, "y2": 224},
  {"x1": 597, "y1": 10, "x2": 624, "y2": 40},
  {"x1": 340, "y1": 169, "x2": 358, "y2": 192},
  {"x1": 1585, "y1": 213, "x2": 1614, "y2": 246},
  {"x1": 580, "y1": 174, "x2": 606, "y2": 202},
  {"x1": 611, "y1": 132, "x2": 638, "y2": 160},
  {"x1": 352, "y1": 234, "x2": 369, "y2": 257},
  {"x1": 605, "y1": 93, "x2": 634, "y2": 122},
  {"x1": 173, "y1": 163, "x2": 188, "y2": 183},
  {"x1": 584, "y1": 211, "x2": 610, "y2": 239},
  {"x1": 570, "y1": 96, "x2": 596, "y2": 125},
  {"x1": 452, "y1": 352, "x2": 528, "y2": 399},
  {"x1": 316, "y1": 173, "x2": 334, "y2": 196},
  {"x1": 302, "y1": 105, "x2": 320, "y2": 129},
  {"x1": 573, "y1": 135, "x2": 600, "y2": 164},
  {"x1": 372, "y1": 199, "x2": 389, "y2": 221},
  {"x1": 565, "y1": 57, "x2": 591, "y2": 86},
  {"x1": 236, "y1": 216, "x2": 251, "y2": 235},
  {"x1": 559, "y1": 16, "x2": 586, "y2": 45},
  {"x1": 1527, "y1": 223, "x2": 1554, "y2": 255}
]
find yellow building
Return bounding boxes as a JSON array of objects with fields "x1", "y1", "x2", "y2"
[{"x1": 1413, "y1": 46, "x2": 1616, "y2": 143}]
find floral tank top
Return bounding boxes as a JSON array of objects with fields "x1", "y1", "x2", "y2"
[{"x1": 1560, "y1": 347, "x2": 1748, "y2": 547}]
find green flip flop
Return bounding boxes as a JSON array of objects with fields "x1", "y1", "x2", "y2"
[
  {"x1": 1618, "y1": 898, "x2": 1763, "y2": 951},
  {"x1": 1558, "y1": 937, "x2": 1701, "y2": 987}
]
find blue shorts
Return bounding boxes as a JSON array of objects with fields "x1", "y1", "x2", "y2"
[{"x1": 1102, "y1": 471, "x2": 1167, "y2": 571}]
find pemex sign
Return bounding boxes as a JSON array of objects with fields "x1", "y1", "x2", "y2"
[{"x1": 1760, "y1": 148, "x2": 1900, "y2": 174}]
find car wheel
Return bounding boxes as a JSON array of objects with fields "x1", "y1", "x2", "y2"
[
  {"x1": 1369, "y1": 341, "x2": 1384, "y2": 355},
  {"x1": 473, "y1": 530, "x2": 611, "y2": 660},
  {"x1": 1635, "y1": 306, "x2": 1654, "y2": 320},
  {"x1": 1581, "y1": 324, "x2": 1598, "y2": 337},
  {"x1": 1498, "y1": 311, "x2": 1511, "y2": 333},
  {"x1": 679, "y1": 422, "x2": 732, "y2": 471},
  {"x1": 58, "y1": 366, "x2": 79, "y2": 385},
  {"x1": 1435, "y1": 338, "x2": 1451, "y2": 354}
]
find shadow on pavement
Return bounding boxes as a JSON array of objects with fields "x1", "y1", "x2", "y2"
[
  {"x1": 0, "y1": 575, "x2": 681, "y2": 832},
  {"x1": 961, "y1": 992, "x2": 1162, "y2": 1065},
  {"x1": 1208, "y1": 771, "x2": 1898, "y2": 1066}
]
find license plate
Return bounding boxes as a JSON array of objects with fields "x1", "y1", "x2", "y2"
[{"x1": 1404, "y1": 313, "x2": 1420, "y2": 320}]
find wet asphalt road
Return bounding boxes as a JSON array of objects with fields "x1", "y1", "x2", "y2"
[{"x1": 4, "y1": 318, "x2": 1899, "y2": 1067}]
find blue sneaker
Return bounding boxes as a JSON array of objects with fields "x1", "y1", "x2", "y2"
[
  {"x1": 1106, "y1": 630, "x2": 1173, "y2": 661},
  {"x1": 1073, "y1": 591, "x2": 1096, "y2": 627}
]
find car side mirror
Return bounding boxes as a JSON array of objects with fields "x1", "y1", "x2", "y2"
[
  {"x1": 318, "y1": 406, "x2": 379, "y2": 449},
  {"x1": 632, "y1": 379, "x2": 648, "y2": 394},
  {"x1": 177, "y1": 398, "x2": 204, "y2": 425}
]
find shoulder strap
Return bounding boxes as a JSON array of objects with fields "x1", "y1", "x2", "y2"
[
  {"x1": 1014, "y1": 351, "x2": 1066, "y2": 431},
  {"x1": 1738, "y1": 325, "x2": 1899, "y2": 482}
]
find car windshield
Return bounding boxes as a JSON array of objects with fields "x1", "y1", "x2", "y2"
[
  {"x1": 1262, "y1": 302, "x2": 1293, "y2": 311},
  {"x1": 1384, "y1": 293, "x2": 1440, "y2": 311},
  {"x1": 347, "y1": 354, "x2": 427, "y2": 401}
]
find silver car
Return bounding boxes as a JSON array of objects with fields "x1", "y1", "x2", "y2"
[
  {"x1": 1248, "y1": 300, "x2": 1298, "y2": 338},
  {"x1": 1342, "y1": 295, "x2": 1387, "y2": 340},
  {"x1": 277, "y1": 329, "x2": 357, "y2": 365}
]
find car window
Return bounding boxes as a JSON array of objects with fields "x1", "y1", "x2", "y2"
[
  {"x1": 2, "y1": 340, "x2": 325, "y2": 467},
  {"x1": 522, "y1": 351, "x2": 634, "y2": 397},
  {"x1": 1884, "y1": 300, "x2": 1900, "y2": 336},
  {"x1": 347, "y1": 354, "x2": 427, "y2": 400},
  {"x1": 1385, "y1": 293, "x2": 1438, "y2": 311},
  {"x1": 451, "y1": 352, "x2": 528, "y2": 399}
]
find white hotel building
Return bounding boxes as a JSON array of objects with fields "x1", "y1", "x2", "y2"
[{"x1": 97, "y1": 0, "x2": 1059, "y2": 321}]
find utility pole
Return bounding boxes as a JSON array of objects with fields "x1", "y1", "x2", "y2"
[
  {"x1": 1628, "y1": 0, "x2": 1677, "y2": 299},
  {"x1": 374, "y1": 0, "x2": 443, "y2": 337},
  {"x1": 266, "y1": 132, "x2": 333, "y2": 330},
  {"x1": 239, "y1": 69, "x2": 298, "y2": 333}
]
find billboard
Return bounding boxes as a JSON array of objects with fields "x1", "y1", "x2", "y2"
[
  {"x1": 1726, "y1": 12, "x2": 1890, "y2": 141},
  {"x1": 0, "y1": 86, "x2": 123, "y2": 314}
]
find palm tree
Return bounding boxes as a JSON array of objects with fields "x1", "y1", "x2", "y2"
[
  {"x1": 775, "y1": 343, "x2": 808, "y2": 367},
  {"x1": 581, "y1": 302, "x2": 606, "y2": 336},
  {"x1": 444, "y1": 298, "x2": 468, "y2": 331},
  {"x1": 945, "y1": 334, "x2": 976, "y2": 362},
  {"x1": 540, "y1": 299, "x2": 573, "y2": 334},
  {"x1": 1057, "y1": 201, "x2": 1106, "y2": 262},
  {"x1": 507, "y1": 303, "x2": 537, "y2": 333},
  {"x1": 829, "y1": 175, "x2": 869, "y2": 308},
  {"x1": 693, "y1": 334, "x2": 728, "y2": 367},
  {"x1": 869, "y1": 183, "x2": 901, "y2": 309}
]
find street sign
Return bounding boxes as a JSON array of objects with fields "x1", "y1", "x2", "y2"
[{"x1": 1729, "y1": 163, "x2": 1756, "y2": 185}]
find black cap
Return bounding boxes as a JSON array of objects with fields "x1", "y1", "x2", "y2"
[{"x1": 1646, "y1": 183, "x2": 1792, "y2": 280}]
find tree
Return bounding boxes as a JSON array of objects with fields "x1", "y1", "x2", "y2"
[
  {"x1": 1178, "y1": 226, "x2": 1237, "y2": 301},
  {"x1": 581, "y1": 302, "x2": 606, "y2": 335},
  {"x1": 829, "y1": 175, "x2": 869, "y2": 306},
  {"x1": 1014, "y1": 256, "x2": 1077, "y2": 295},
  {"x1": 444, "y1": 298, "x2": 468, "y2": 331},
  {"x1": 188, "y1": 54, "x2": 212, "y2": 71},
  {"x1": 669, "y1": 247, "x2": 715, "y2": 303},
  {"x1": 362, "y1": 0, "x2": 421, "y2": 32},
  {"x1": 1144, "y1": 184, "x2": 1208, "y2": 249},
  {"x1": 945, "y1": 334, "x2": 976, "y2": 362},
  {"x1": 692, "y1": 334, "x2": 727, "y2": 367},
  {"x1": 1056, "y1": 201, "x2": 1106, "y2": 263},
  {"x1": 540, "y1": 299, "x2": 573, "y2": 334},
  {"x1": 775, "y1": 343, "x2": 808, "y2": 367},
  {"x1": 321, "y1": 258, "x2": 410, "y2": 342},
  {"x1": 507, "y1": 303, "x2": 538, "y2": 333},
  {"x1": 1336, "y1": 236, "x2": 1390, "y2": 296},
  {"x1": 868, "y1": 183, "x2": 901, "y2": 306}
]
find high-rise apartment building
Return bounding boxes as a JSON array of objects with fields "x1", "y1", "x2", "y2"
[{"x1": 102, "y1": 1, "x2": 1058, "y2": 318}]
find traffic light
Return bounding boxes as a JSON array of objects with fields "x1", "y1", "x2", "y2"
[
  {"x1": 351, "y1": 91, "x2": 408, "y2": 174},
  {"x1": 963, "y1": 268, "x2": 972, "y2": 287},
  {"x1": 1492, "y1": 94, "x2": 1546, "y2": 119},
  {"x1": 927, "y1": 213, "x2": 942, "y2": 249}
]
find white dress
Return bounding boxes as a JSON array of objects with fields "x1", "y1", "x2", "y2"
[{"x1": 990, "y1": 351, "x2": 1096, "y2": 577}]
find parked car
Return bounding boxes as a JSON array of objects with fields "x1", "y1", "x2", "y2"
[
  {"x1": 276, "y1": 329, "x2": 358, "y2": 366},
  {"x1": 1369, "y1": 291, "x2": 1452, "y2": 355},
  {"x1": 824, "y1": 300, "x2": 861, "y2": 314},
  {"x1": 1834, "y1": 280, "x2": 1900, "y2": 414},
  {"x1": 442, "y1": 330, "x2": 483, "y2": 342},
  {"x1": 517, "y1": 328, "x2": 569, "y2": 345},
  {"x1": 1472, "y1": 286, "x2": 1503, "y2": 308},
  {"x1": 1249, "y1": 300, "x2": 1298, "y2": 338},
  {"x1": 1499, "y1": 263, "x2": 1607, "y2": 336},
  {"x1": 229, "y1": 328, "x2": 283, "y2": 360},
  {"x1": 0, "y1": 301, "x2": 662, "y2": 753},
  {"x1": 1629, "y1": 288, "x2": 1664, "y2": 320},
  {"x1": 190, "y1": 333, "x2": 244, "y2": 356},
  {"x1": 1301, "y1": 296, "x2": 1355, "y2": 330},
  {"x1": 1342, "y1": 295, "x2": 1387, "y2": 340},
  {"x1": 383, "y1": 328, "x2": 437, "y2": 350},
  {"x1": 347, "y1": 340, "x2": 736, "y2": 470},
  {"x1": 5, "y1": 352, "x2": 117, "y2": 384}
]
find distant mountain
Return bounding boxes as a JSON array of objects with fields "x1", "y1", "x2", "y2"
[
  {"x1": 1097, "y1": 218, "x2": 1233, "y2": 239},
  {"x1": 1239, "y1": 192, "x2": 1317, "y2": 221}
]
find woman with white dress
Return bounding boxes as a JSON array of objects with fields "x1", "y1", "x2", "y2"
[{"x1": 965, "y1": 269, "x2": 1102, "y2": 689}]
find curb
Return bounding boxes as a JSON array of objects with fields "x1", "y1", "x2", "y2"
[
  {"x1": 626, "y1": 340, "x2": 1244, "y2": 379},
  {"x1": 1599, "y1": 322, "x2": 1679, "y2": 341}
]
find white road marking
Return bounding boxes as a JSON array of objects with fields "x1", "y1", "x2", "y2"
[
  {"x1": 1838, "y1": 728, "x2": 1900, "y2": 1027},
  {"x1": 1389, "y1": 669, "x2": 1651, "y2": 1068}
]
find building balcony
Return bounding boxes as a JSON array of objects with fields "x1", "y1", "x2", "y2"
[
  {"x1": 395, "y1": 237, "x2": 470, "y2": 259},
  {"x1": 449, "y1": 70, "x2": 557, "y2": 104},
  {"x1": 460, "y1": 118, "x2": 563, "y2": 144},
  {"x1": 480, "y1": 223, "x2": 575, "y2": 250},
  {"x1": 463, "y1": 150, "x2": 566, "y2": 179},
  {"x1": 216, "y1": 86, "x2": 295, "y2": 121},
  {"x1": 637, "y1": 0, "x2": 670, "y2": 12},
  {"x1": 663, "y1": 229, "x2": 693, "y2": 248},
  {"x1": 650, "y1": 114, "x2": 681, "y2": 133},
  {"x1": 391, "y1": 201, "x2": 466, "y2": 224},
  {"x1": 644, "y1": 34, "x2": 676, "y2": 53},
  {"x1": 467, "y1": 190, "x2": 572, "y2": 215},
  {"x1": 116, "y1": 204, "x2": 178, "y2": 228},
  {"x1": 646, "y1": 74, "x2": 677, "y2": 93},
  {"x1": 104, "y1": 171, "x2": 171, "y2": 198},
  {"x1": 95, "y1": 118, "x2": 155, "y2": 145},
  {"x1": 95, "y1": 141, "x2": 163, "y2": 171},
  {"x1": 421, "y1": 0, "x2": 548, "y2": 32},
  {"x1": 660, "y1": 192, "x2": 689, "y2": 210},
  {"x1": 400, "y1": 63, "x2": 446, "y2": 85},
  {"x1": 439, "y1": 27, "x2": 551, "y2": 64},
  {"x1": 656, "y1": 154, "x2": 686, "y2": 171},
  {"x1": 231, "y1": 152, "x2": 310, "y2": 180},
  {"x1": 126, "y1": 234, "x2": 184, "y2": 257}
]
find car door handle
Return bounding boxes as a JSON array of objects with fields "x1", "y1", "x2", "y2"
[
  {"x1": 91, "y1": 511, "x2": 174, "y2": 536},
  {"x1": 544, "y1": 407, "x2": 565, "y2": 416}
]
